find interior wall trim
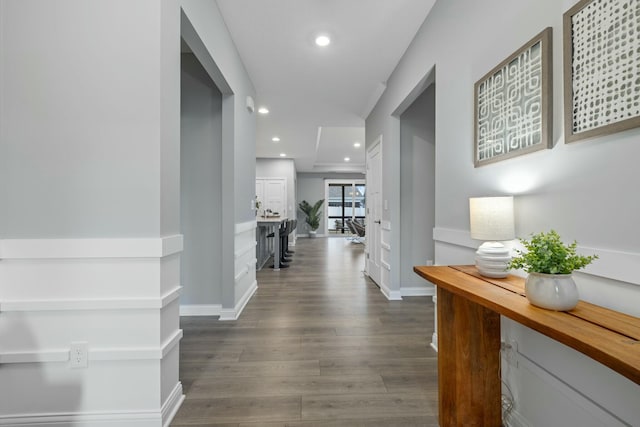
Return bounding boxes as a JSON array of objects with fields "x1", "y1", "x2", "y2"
[
  {"x1": 235, "y1": 241, "x2": 257, "y2": 259},
  {"x1": 162, "y1": 382, "x2": 186, "y2": 427},
  {"x1": 0, "y1": 387, "x2": 185, "y2": 427},
  {"x1": 179, "y1": 304, "x2": 222, "y2": 316},
  {"x1": 512, "y1": 350, "x2": 629, "y2": 426},
  {"x1": 235, "y1": 220, "x2": 257, "y2": 235},
  {"x1": 433, "y1": 227, "x2": 639, "y2": 285},
  {"x1": 400, "y1": 286, "x2": 435, "y2": 297},
  {"x1": 0, "y1": 286, "x2": 182, "y2": 312},
  {"x1": 234, "y1": 258, "x2": 257, "y2": 283},
  {"x1": 0, "y1": 412, "x2": 164, "y2": 427},
  {"x1": 0, "y1": 330, "x2": 183, "y2": 364},
  {"x1": 219, "y1": 280, "x2": 257, "y2": 321},
  {"x1": 0, "y1": 235, "x2": 184, "y2": 260},
  {"x1": 379, "y1": 283, "x2": 402, "y2": 301}
]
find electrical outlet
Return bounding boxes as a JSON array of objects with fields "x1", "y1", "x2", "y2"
[{"x1": 70, "y1": 342, "x2": 88, "y2": 368}]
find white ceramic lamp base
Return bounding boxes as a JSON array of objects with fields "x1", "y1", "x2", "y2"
[{"x1": 475, "y1": 242, "x2": 511, "y2": 278}]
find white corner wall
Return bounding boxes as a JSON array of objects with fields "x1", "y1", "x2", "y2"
[
  {"x1": 366, "y1": 0, "x2": 640, "y2": 425},
  {"x1": 0, "y1": 0, "x2": 185, "y2": 425},
  {"x1": 0, "y1": 0, "x2": 257, "y2": 424}
]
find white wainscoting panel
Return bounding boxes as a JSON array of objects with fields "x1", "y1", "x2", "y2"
[
  {"x1": 0, "y1": 236, "x2": 184, "y2": 427},
  {"x1": 379, "y1": 221, "x2": 401, "y2": 300},
  {"x1": 223, "y1": 221, "x2": 258, "y2": 320}
]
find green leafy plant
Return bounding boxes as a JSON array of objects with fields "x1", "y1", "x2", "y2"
[
  {"x1": 508, "y1": 230, "x2": 598, "y2": 274},
  {"x1": 298, "y1": 199, "x2": 324, "y2": 231}
]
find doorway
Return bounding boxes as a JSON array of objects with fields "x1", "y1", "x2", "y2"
[
  {"x1": 398, "y1": 82, "x2": 436, "y2": 294},
  {"x1": 180, "y1": 49, "x2": 223, "y2": 307}
]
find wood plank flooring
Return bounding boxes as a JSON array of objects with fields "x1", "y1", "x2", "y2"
[{"x1": 171, "y1": 237, "x2": 438, "y2": 426}]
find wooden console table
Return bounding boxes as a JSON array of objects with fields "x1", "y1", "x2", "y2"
[{"x1": 413, "y1": 265, "x2": 640, "y2": 427}]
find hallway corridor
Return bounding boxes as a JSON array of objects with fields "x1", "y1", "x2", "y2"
[{"x1": 172, "y1": 237, "x2": 438, "y2": 426}]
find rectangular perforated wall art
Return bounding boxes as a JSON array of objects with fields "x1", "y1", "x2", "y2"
[
  {"x1": 474, "y1": 28, "x2": 553, "y2": 167},
  {"x1": 563, "y1": 0, "x2": 640, "y2": 142}
]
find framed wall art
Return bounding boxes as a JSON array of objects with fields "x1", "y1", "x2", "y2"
[
  {"x1": 474, "y1": 27, "x2": 553, "y2": 167},
  {"x1": 564, "y1": 0, "x2": 640, "y2": 143}
]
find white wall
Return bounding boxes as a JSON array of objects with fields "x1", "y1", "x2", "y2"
[
  {"x1": 180, "y1": 53, "x2": 223, "y2": 306},
  {"x1": 0, "y1": 0, "x2": 183, "y2": 425},
  {"x1": 0, "y1": 0, "x2": 257, "y2": 424},
  {"x1": 366, "y1": 0, "x2": 640, "y2": 425},
  {"x1": 399, "y1": 84, "x2": 436, "y2": 295}
]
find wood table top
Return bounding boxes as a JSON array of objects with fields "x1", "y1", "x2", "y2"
[{"x1": 414, "y1": 265, "x2": 640, "y2": 385}]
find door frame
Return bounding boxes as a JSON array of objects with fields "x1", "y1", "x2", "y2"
[{"x1": 365, "y1": 136, "x2": 383, "y2": 286}]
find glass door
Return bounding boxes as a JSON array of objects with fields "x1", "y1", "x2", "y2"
[{"x1": 326, "y1": 181, "x2": 366, "y2": 234}]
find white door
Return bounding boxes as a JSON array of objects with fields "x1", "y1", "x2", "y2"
[{"x1": 366, "y1": 138, "x2": 382, "y2": 286}]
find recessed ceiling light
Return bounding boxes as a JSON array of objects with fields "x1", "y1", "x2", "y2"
[
  {"x1": 258, "y1": 107, "x2": 269, "y2": 114},
  {"x1": 344, "y1": 157, "x2": 350, "y2": 162},
  {"x1": 315, "y1": 35, "x2": 331, "y2": 47},
  {"x1": 280, "y1": 153, "x2": 287, "y2": 157},
  {"x1": 353, "y1": 142, "x2": 361, "y2": 148},
  {"x1": 272, "y1": 136, "x2": 280, "y2": 142}
]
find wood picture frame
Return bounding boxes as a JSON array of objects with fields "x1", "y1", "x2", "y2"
[
  {"x1": 563, "y1": 0, "x2": 640, "y2": 143},
  {"x1": 474, "y1": 28, "x2": 553, "y2": 167}
]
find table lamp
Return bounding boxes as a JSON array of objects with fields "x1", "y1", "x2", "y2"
[{"x1": 469, "y1": 196, "x2": 515, "y2": 278}]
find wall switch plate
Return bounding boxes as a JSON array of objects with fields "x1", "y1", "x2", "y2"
[{"x1": 70, "y1": 342, "x2": 88, "y2": 368}]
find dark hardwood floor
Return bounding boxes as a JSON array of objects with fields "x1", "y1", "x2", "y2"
[{"x1": 171, "y1": 236, "x2": 438, "y2": 426}]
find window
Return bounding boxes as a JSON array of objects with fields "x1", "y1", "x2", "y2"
[{"x1": 326, "y1": 181, "x2": 365, "y2": 234}]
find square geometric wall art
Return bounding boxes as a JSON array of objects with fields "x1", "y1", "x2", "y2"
[
  {"x1": 475, "y1": 28, "x2": 553, "y2": 167},
  {"x1": 564, "y1": 0, "x2": 640, "y2": 143}
]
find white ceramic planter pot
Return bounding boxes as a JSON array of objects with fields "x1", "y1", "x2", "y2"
[
  {"x1": 308, "y1": 230, "x2": 317, "y2": 238},
  {"x1": 525, "y1": 272, "x2": 579, "y2": 311}
]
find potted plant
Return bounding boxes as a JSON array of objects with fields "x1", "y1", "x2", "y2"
[
  {"x1": 298, "y1": 199, "x2": 324, "y2": 237},
  {"x1": 508, "y1": 230, "x2": 598, "y2": 311}
]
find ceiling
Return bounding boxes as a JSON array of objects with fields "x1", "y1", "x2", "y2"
[{"x1": 216, "y1": 0, "x2": 436, "y2": 173}]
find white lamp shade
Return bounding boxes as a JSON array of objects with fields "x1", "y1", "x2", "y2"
[{"x1": 469, "y1": 196, "x2": 515, "y2": 241}]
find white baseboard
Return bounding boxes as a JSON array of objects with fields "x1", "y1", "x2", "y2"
[
  {"x1": 379, "y1": 283, "x2": 402, "y2": 301},
  {"x1": 0, "y1": 399, "x2": 185, "y2": 427},
  {"x1": 219, "y1": 280, "x2": 257, "y2": 321},
  {"x1": 179, "y1": 304, "x2": 222, "y2": 316},
  {"x1": 161, "y1": 382, "x2": 185, "y2": 427},
  {"x1": 400, "y1": 286, "x2": 435, "y2": 297}
]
